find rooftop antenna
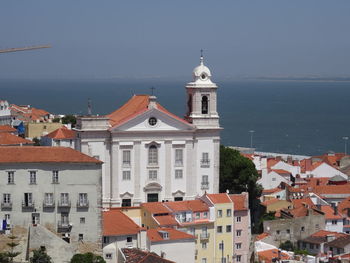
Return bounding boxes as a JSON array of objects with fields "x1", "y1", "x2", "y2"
[{"x1": 87, "y1": 98, "x2": 92, "y2": 116}]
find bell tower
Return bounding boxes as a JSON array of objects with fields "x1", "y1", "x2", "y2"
[{"x1": 185, "y1": 52, "x2": 220, "y2": 129}]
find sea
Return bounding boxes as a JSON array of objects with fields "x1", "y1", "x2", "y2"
[{"x1": 1, "y1": 78, "x2": 350, "y2": 156}]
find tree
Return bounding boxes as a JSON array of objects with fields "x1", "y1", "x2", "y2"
[
  {"x1": 30, "y1": 247, "x2": 52, "y2": 263},
  {"x1": 5, "y1": 234, "x2": 20, "y2": 263},
  {"x1": 33, "y1": 137, "x2": 40, "y2": 146},
  {"x1": 0, "y1": 253, "x2": 10, "y2": 263},
  {"x1": 219, "y1": 145, "x2": 262, "y2": 207},
  {"x1": 70, "y1": 253, "x2": 106, "y2": 263},
  {"x1": 279, "y1": 240, "x2": 294, "y2": 251},
  {"x1": 62, "y1": 115, "x2": 77, "y2": 127}
]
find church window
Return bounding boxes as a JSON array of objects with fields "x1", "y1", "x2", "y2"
[
  {"x1": 201, "y1": 96, "x2": 208, "y2": 114},
  {"x1": 148, "y1": 117, "x2": 157, "y2": 126},
  {"x1": 122, "y1": 171, "x2": 131, "y2": 180},
  {"x1": 123, "y1": 150, "x2": 131, "y2": 166},
  {"x1": 122, "y1": 199, "x2": 131, "y2": 207},
  {"x1": 201, "y1": 152, "x2": 210, "y2": 167},
  {"x1": 148, "y1": 145, "x2": 158, "y2": 165},
  {"x1": 201, "y1": 73, "x2": 206, "y2": 80},
  {"x1": 149, "y1": 170, "x2": 157, "y2": 180},
  {"x1": 175, "y1": 149, "x2": 183, "y2": 166}
]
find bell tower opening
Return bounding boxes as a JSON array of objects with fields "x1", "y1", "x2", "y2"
[{"x1": 201, "y1": 96, "x2": 208, "y2": 114}]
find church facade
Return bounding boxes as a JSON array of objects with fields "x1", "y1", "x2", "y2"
[{"x1": 75, "y1": 56, "x2": 222, "y2": 208}]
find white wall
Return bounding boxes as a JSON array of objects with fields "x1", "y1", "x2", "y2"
[{"x1": 149, "y1": 240, "x2": 196, "y2": 263}]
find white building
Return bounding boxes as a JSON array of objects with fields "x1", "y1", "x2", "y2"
[
  {"x1": 75, "y1": 55, "x2": 222, "y2": 207},
  {"x1": 0, "y1": 100, "x2": 12, "y2": 125},
  {"x1": 0, "y1": 146, "x2": 102, "y2": 245},
  {"x1": 41, "y1": 125, "x2": 76, "y2": 149}
]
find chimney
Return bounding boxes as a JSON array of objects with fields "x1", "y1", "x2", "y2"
[
  {"x1": 334, "y1": 206, "x2": 338, "y2": 215},
  {"x1": 148, "y1": 96, "x2": 157, "y2": 109},
  {"x1": 287, "y1": 156, "x2": 293, "y2": 164}
]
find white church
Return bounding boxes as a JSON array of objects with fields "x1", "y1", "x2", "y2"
[{"x1": 75, "y1": 55, "x2": 222, "y2": 208}]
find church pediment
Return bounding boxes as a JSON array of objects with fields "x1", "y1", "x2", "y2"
[{"x1": 110, "y1": 108, "x2": 194, "y2": 132}]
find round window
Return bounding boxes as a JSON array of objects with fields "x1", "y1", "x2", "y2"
[
  {"x1": 201, "y1": 73, "x2": 206, "y2": 80},
  {"x1": 148, "y1": 117, "x2": 157, "y2": 126}
]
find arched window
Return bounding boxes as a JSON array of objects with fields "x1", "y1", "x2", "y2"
[
  {"x1": 148, "y1": 145, "x2": 158, "y2": 165},
  {"x1": 201, "y1": 96, "x2": 208, "y2": 114}
]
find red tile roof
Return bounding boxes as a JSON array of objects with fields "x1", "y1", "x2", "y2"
[
  {"x1": 261, "y1": 198, "x2": 280, "y2": 207},
  {"x1": 207, "y1": 193, "x2": 232, "y2": 204},
  {"x1": 153, "y1": 215, "x2": 178, "y2": 227},
  {"x1": 103, "y1": 210, "x2": 141, "y2": 236},
  {"x1": 230, "y1": 194, "x2": 248, "y2": 210},
  {"x1": 121, "y1": 248, "x2": 175, "y2": 263},
  {"x1": 338, "y1": 197, "x2": 350, "y2": 216},
  {"x1": 311, "y1": 230, "x2": 347, "y2": 238},
  {"x1": 271, "y1": 169, "x2": 291, "y2": 175},
  {"x1": 320, "y1": 205, "x2": 342, "y2": 220},
  {"x1": 256, "y1": 232, "x2": 270, "y2": 241},
  {"x1": 10, "y1": 104, "x2": 50, "y2": 122},
  {"x1": 0, "y1": 146, "x2": 102, "y2": 163},
  {"x1": 313, "y1": 185, "x2": 350, "y2": 195},
  {"x1": 165, "y1": 200, "x2": 208, "y2": 212},
  {"x1": 46, "y1": 126, "x2": 75, "y2": 139},
  {"x1": 147, "y1": 228, "x2": 195, "y2": 243},
  {"x1": 291, "y1": 198, "x2": 314, "y2": 209},
  {"x1": 262, "y1": 188, "x2": 282, "y2": 194},
  {"x1": 0, "y1": 125, "x2": 16, "y2": 133},
  {"x1": 141, "y1": 202, "x2": 170, "y2": 214},
  {"x1": 0, "y1": 133, "x2": 33, "y2": 146},
  {"x1": 107, "y1": 95, "x2": 190, "y2": 128},
  {"x1": 258, "y1": 249, "x2": 290, "y2": 263}
]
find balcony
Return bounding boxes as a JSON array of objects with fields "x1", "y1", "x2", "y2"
[
  {"x1": 43, "y1": 201, "x2": 55, "y2": 208},
  {"x1": 201, "y1": 182, "x2": 209, "y2": 190},
  {"x1": 200, "y1": 159, "x2": 210, "y2": 168},
  {"x1": 22, "y1": 201, "x2": 35, "y2": 209},
  {"x1": 1, "y1": 202, "x2": 12, "y2": 210},
  {"x1": 57, "y1": 200, "x2": 71, "y2": 208},
  {"x1": 77, "y1": 200, "x2": 89, "y2": 208},
  {"x1": 57, "y1": 221, "x2": 71, "y2": 232},
  {"x1": 200, "y1": 233, "x2": 210, "y2": 240}
]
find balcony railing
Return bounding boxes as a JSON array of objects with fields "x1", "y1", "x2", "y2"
[
  {"x1": 77, "y1": 200, "x2": 89, "y2": 208},
  {"x1": 57, "y1": 200, "x2": 71, "y2": 208},
  {"x1": 22, "y1": 201, "x2": 35, "y2": 209},
  {"x1": 1, "y1": 202, "x2": 12, "y2": 209},
  {"x1": 201, "y1": 182, "x2": 209, "y2": 190},
  {"x1": 200, "y1": 159, "x2": 210, "y2": 168},
  {"x1": 43, "y1": 201, "x2": 55, "y2": 208},
  {"x1": 57, "y1": 220, "x2": 70, "y2": 232}
]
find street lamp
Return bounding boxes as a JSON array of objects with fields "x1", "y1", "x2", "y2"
[
  {"x1": 249, "y1": 130, "x2": 255, "y2": 149},
  {"x1": 343, "y1": 137, "x2": 349, "y2": 155}
]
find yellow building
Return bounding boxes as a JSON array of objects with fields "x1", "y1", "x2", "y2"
[
  {"x1": 26, "y1": 122, "x2": 63, "y2": 139},
  {"x1": 261, "y1": 198, "x2": 292, "y2": 213}
]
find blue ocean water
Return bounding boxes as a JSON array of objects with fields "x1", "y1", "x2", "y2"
[{"x1": 1, "y1": 78, "x2": 350, "y2": 156}]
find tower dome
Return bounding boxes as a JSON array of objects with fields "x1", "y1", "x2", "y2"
[{"x1": 192, "y1": 55, "x2": 212, "y2": 82}]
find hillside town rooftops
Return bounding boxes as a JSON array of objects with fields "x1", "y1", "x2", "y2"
[
  {"x1": 230, "y1": 193, "x2": 249, "y2": 211},
  {"x1": 206, "y1": 193, "x2": 232, "y2": 204},
  {"x1": 0, "y1": 133, "x2": 33, "y2": 146},
  {"x1": 164, "y1": 199, "x2": 208, "y2": 212},
  {"x1": 46, "y1": 126, "x2": 76, "y2": 139},
  {"x1": 147, "y1": 228, "x2": 195, "y2": 243},
  {"x1": 320, "y1": 205, "x2": 343, "y2": 220},
  {"x1": 258, "y1": 249, "x2": 291, "y2": 263},
  {"x1": 0, "y1": 146, "x2": 102, "y2": 164},
  {"x1": 121, "y1": 248, "x2": 175, "y2": 263},
  {"x1": 103, "y1": 210, "x2": 141, "y2": 236}
]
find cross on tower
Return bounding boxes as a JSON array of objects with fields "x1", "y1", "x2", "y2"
[
  {"x1": 150, "y1": 86, "x2": 155, "y2": 96},
  {"x1": 200, "y1": 49, "x2": 203, "y2": 58}
]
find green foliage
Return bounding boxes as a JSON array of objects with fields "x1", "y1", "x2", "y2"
[
  {"x1": 279, "y1": 240, "x2": 294, "y2": 251},
  {"x1": 32, "y1": 137, "x2": 40, "y2": 146},
  {"x1": 30, "y1": 247, "x2": 52, "y2": 263},
  {"x1": 70, "y1": 253, "x2": 106, "y2": 263},
  {"x1": 219, "y1": 145, "x2": 262, "y2": 207},
  {"x1": 62, "y1": 115, "x2": 77, "y2": 127},
  {"x1": 4, "y1": 234, "x2": 20, "y2": 262},
  {"x1": 0, "y1": 253, "x2": 10, "y2": 263},
  {"x1": 52, "y1": 117, "x2": 61, "y2": 123},
  {"x1": 293, "y1": 249, "x2": 309, "y2": 256},
  {"x1": 262, "y1": 211, "x2": 276, "y2": 221}
]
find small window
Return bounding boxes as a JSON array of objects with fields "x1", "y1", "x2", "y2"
[
  {"x1": 202, "y1": 242, "x2": 207, "y2": 249},
  {"x1": 236, "y1": 216, "x2": 241, "y2": 222},
  {"x1": 201, "y1": 96, "x2": 208, "y2": 114},
  {"x1": 287, "y1": 229, "x2": 290, "y2": 234},
  {"x1": 126, "y1": 236, "x2": 132, "y2": 243},
  {"x1": 7, "y1": 171, "x2": 14, "y2": 184},
  {"x1": 52, "y1": 171, "x2": 59, "y2": 184},
  {"x1": 105, "y1": 253, "x2": 112, "y2": 259},
  {"x1": 217, "y1": 210, "x2": 222, "y2": 218},
  {"x1": 80, "y1": 217, "x2": 85, "y2": 224},
  {"x1": 236, "y1": 255, "x2": 241, "y2": 262},
  {"x1": 123, "y1": 171, "x2": 131, "y2": 180},
  {"x1": 226, "y1": 225, "x2": 232, "y2": 232},
  {"x1": 148, "y1": 117, "x2": 157, "y2": 126},
  {"x1": 122, "y1": 199, "x2": 131, "y2": 207},
  {"x1": 272, "y1": 177, "x2": 276, "y2": 181},
  {"x1": 175, "y1": 149, "x2": 183, "y2": 166},
  {"x1": 236, "y1": 243, "x2": 242, "y2": 249},
  {"x1": 201, "y1": 258, "x2": 207, "y2": 263},
  {"x1": 276, "y1": 230, "x2": 280, "y2": 235},
  {"x1": 29, "y1": 171, "x2": 36, "y2": 184},
  {"x1": 226, "y1": 209, "x2": 232, "y2": 217},
  {"x1": 175, "y1": 169, "x2": 183, "y2": 179},
  {"x1": 332, "y1": 220, "x2": 338, "y2": 225},
  {"x1": 219, "y1": 242, "x2": 224, "y2": 250},
  {"x1": 203, "y1": 212, "x2": 208, "y2": 218},
  {"x1": 78, "y1": 234, "x2": 83, "y2": 241},
  {"x1": 103, "y1": 236, "x2": 110, "y2": 244},
  {"x1": 174, "y1": 197, "x2": 183, "y2": 201},
  {"x1": 196, "y1": 212, "x2": 200, "y2": 219},
  {"x1": 310, "y1": 243, "x2": 314, "y2": 249},
  {"x1": 123, "y1": 150, "x2": 131, "y2": 166},
  {"x1": 217, "y1": 226, "x2": 222, "y2": 233},
  {"x1": 149, "y1": 170, "x2": 157, "y2": 180},
  {"x1": 236, "y1": 230, "x2": 242, "y2": 236},
  {"x1": 301, "y1": 226, "x2": 305, "y2": 232}
]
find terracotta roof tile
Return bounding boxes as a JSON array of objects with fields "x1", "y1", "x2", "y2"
[
  {"x1": 271, "y1": 169, "x2": 291, "y2": 175},
  {"x1": 230, "y1": 194, "x2": 248, "y2": 210},
  {"x1": 0, "y1": 125, "x2": 16, "y2": 133},
  {"x1": 314, "y1": 184, "x2": 350, "y2": 195},
  {"x1": 165, "y1": 200, "x2": 208, "y2": 212},
  {"x1": 291, "y1": 198, "x2": 314, "y2": 209},
  {"x1": 121, "y1": 248, "x2": 175, "y2": 263},
  {"x1": 258, "y1": 249, "x2": 290, "y2": 263},
  {"x1": 338, "y1": 197, "x2": 350, "y2": 216},
  {"x1": 261, "y1": 198, "x2": 280, "y2": 207},
  {"x1": 320, "y1": 205, "x2": 342, "y2": 220},
  {"x1": 207, "y1": 193, "x2": 232, "y2": 204},
  {"x1": 103, "y1": 210, "x2": 141, "y2": 236},
  {"x1": 256, "y1": 232, "x2": 270, "y2": 241},
  {"x1": 147, "y1": 228, "x2": 195, "y2": 243},
  {"x1": 153, "y1": 215, "x2": 178, "y2": 227},
  {"x1": 46, "y1": 126, "x2": 76, "y2": 139},
  {"x1": 141, "y1": 202, "x2": 170, "y2": 214},
  {"x1": 0, "y1": 133, "x2": 33, "y2": 146},
  {"x1": 0, "y1": 146, "x2": 102, "y2": 163},
  {"x1": 311, "y1": 230, "x2": 347, "y2": 238},
  {"x1": 326, "y1": 235, "x2": 350, "y2": 248}
]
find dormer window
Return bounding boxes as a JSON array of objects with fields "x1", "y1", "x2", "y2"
[
  {"x1": 159, "y1": 231, "x2": 169, "y2": 240},
  {"x1": 201, "y1": 96, "x2": 208, "y2": 114}
]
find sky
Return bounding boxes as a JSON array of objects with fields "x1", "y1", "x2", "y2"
[{"x1": 1, "y1": 1, "x2": 350, "y2": 79}]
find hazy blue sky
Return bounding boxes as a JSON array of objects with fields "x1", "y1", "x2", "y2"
[{"x1": 1, "y1": 1, "x2": 350, "y2": 79}]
